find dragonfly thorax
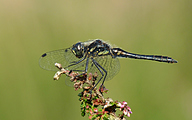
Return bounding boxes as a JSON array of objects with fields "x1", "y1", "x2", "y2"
[{"x1": 71, "y1": 42, "x2": 85, "y2": 58}]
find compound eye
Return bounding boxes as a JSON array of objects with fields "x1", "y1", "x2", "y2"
[
  {"x1": 77, "y1": 44, "x2": 81, "y2": 51},
  {"x1": 72, "y1": 42, "x2": 84, "y2": 58}
]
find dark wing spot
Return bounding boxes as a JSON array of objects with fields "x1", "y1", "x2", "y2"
[
  {"x1": 65, "y1": 49, "x2": 68, "y2": 52},
  {"x1": 42, "y1": 53, "x2": 47, "y2": 57}
]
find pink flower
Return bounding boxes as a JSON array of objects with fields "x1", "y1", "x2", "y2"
[
  {"x1": 123, "y1": 109, "x2": 128, "y2": 116},
  {"x1": 94, "y1": 108, "x2": 98, "y2": 113},
  {"x1": 121, "y1": 104, "x2": 125, "y2": 108},
  {"x1": 122, "y1": 101, "x2": 127, "y2": 105},
  {"x1": 117, "y1": 102, "x2": 122, "y2": 107}
]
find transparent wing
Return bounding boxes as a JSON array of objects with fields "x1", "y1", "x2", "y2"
[
  {"x1": 65, "y1": 59, "x2": 87, "y2": 87},
  {"x1": 89, "y1": 55, "x2": 120, "y2": 81},
  {"x1": 39, "y1": 48, "x2": 120, "y2": 86},
  {"x1": 65, "y1": 55, "x2": 120, "y2": 86},
  {"x1": 39, "y1": 48, "x2": 81, "y2": 71}
]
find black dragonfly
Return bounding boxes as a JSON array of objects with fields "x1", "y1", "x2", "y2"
[{"x1": 39, "y1": 39, "x2": 178, "y2": 88}]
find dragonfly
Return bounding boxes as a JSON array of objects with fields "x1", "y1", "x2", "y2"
[{"x1": 39, "y1": 39, "x2": 178, "y2": 89}]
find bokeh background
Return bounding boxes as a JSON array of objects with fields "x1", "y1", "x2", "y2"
[{"x1": 0, "y1": 0, "x2": 192, "y2": 120}]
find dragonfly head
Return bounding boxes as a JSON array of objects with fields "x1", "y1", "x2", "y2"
[{"x1": 71, "y1": 42, "x2": 84, "y2": 58}]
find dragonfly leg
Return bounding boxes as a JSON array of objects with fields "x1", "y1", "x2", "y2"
[
  {"x1": 68, "y1": 70, "x2": 85, "y2": 75},
  {"x1": 68, "y1": 57, "x2": 89, "y2": 74},
  {"x1": 91, "y1": 58, "x2": 107, "y2": 94},
  {"x1": 85, "y1": 57, "x2": 89, "y2": 73},
  {"x1": 71, "y1": 57, "x2": 89, "y2": 80},
  {"x1": 64, "y1": 57, "x2": 86, "y2": 69}
]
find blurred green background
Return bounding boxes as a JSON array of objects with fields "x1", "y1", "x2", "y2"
[{"x1": 0, "y1": 0, "x2": 192, "y2": 120}]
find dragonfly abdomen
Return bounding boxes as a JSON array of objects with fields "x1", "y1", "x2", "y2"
[
  {"x1": 112, "y1": 48, "x2": 177, "y2": 63},
  {"x1": 138, "y1": 55, "x2": 177, "y2": 63}
]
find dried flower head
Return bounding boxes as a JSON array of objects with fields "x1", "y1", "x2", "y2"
[{"x1": 54, "y1": 63, "x2": 132, "y2": 119}]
